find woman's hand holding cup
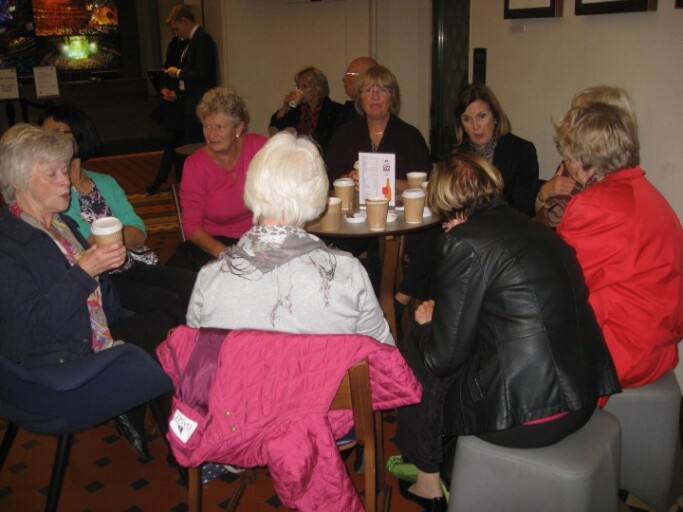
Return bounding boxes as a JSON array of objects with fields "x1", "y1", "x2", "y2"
[{"x1": 78, "y1": 241, "x2": 127, "y2": 278}]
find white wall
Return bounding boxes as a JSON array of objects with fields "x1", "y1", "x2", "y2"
[
  {"x1": 203, "y1": 0, "x2": 431, "y2": 141},
  {"x1": 470, "y1": 1, "x2": 683, "y2": 219}
]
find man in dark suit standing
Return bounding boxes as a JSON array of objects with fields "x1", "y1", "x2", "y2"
[
  {"x1": 146, "y1": 20, "x2": 189, "y2": 194},
  {"x1": 164, "y1": 5, "x2": 217, "y2": 145}
]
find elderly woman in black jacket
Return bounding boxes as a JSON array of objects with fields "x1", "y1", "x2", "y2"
[
  {"x1": 394, "y1": 150, "x2": 620, "y2": 511},
  {"x1": 0, "y1": 124, "x2": 176, "y2": 460}
]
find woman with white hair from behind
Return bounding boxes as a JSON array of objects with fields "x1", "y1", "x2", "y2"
[{"x1": 186, "y1": 132, "x2": 394, "y2": 345}]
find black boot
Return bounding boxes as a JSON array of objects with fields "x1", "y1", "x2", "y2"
[{"x1": 114, "y1": 414, "x2": 151, "y2": 461}]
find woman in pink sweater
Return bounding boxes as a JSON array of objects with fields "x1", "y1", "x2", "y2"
[{"x1": 167, "y1": 87, "x2": 267, "y2": 271}]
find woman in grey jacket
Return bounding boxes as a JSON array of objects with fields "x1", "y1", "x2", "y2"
[
  {"x1": 186, "y1": 132, "x2": 393, "y2": 346},
  {"x1": 395, "y1": 150, "x2": 620, "y2": 511}
]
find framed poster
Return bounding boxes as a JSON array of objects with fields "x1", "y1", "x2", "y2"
[
  {"x1": 575, "y1": 0, "x2": 657, "y2": 15},
  {"x1": 676, "y1": 0, "x2": 682, "y2": 8},
  {"x1": 504, "y1": 0, "x2": 563, "y2": 18}
]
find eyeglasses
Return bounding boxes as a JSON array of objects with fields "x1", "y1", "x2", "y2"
[
  {"x1": 343, "y1": 72, "x2": 360, "y2": 78},
  {"x1": 360, "y1": 86, "x2": 391, "y2": 96},
  {"x1": 51, "y1": 128, "x2": 72, "y2": 135}
]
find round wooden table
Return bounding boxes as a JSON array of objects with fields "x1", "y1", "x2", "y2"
[{"x1": 307, "y1": 208, "x2": 440, "y2": 340}]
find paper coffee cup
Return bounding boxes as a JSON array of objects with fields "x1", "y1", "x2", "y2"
[
  {"x1": 288, "y1": 89, "x2": 305, "y2": 108},
  {"x1": 402, "y1": 188, "x2": 426, "y2": 223},
  {"x1": 91, "y1": 216, "x2": 123, "y2": 246},
  {"x1": 320, "y1": 197, "x2": 342, "y2": 231},
  {"x1": 333, "y1": 178, "x2": 355, "y2": 211},
  {"x1": 365, "y1": 197, "x2": 389, "y2": 231},
  {"x1": 407, "y1": 171, "x2": 428, "y2": 189}
]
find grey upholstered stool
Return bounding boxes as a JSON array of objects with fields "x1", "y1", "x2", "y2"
[
  {"x1": 604, "y1": 371, "x2": 683, "y2": 512},
  {"x1": 447, "y1": 409, "x2": 621, "y2": 512}
]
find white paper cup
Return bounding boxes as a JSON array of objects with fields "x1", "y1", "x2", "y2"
[
  {"x1": 365, "y1": 197, "x2": 389, "y2": 231},
  {"x1": 91, "y1": 216, "x2": 123, "y2": 246},
  {"x1": 402, "y1": 188, "x2": 426, "y2": 223},
  {"x1": 407, "y1": 171, "x2": 428, "y2": 189},
  {"x1": 333, "y1": 178, "x2": 355, "y2": 211},
  {"x1": 320, "y1": 197, "x2": 342, "y2": 231},
  {"x1": 288, "y1": 89, "x2": 305, "y2": 108}
]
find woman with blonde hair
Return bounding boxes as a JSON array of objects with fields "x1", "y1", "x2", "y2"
[
  {"x1": 535, "y1": 85, "x2": 637, "y2": 227},
  {"x1": 325, "y1": 65, "x2": 430, "y2": 190},
  {"x1": 555, "y1": 102, "x2": 683, "y2": 396},
  {"x1": 394, "y1": 150, "x2": 619, "y2": 511},
  {"x1": 167, "y1": 87, "x2": 267, "y2": 271}
]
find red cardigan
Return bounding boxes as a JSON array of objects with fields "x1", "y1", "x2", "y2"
[{"x1": 558, "y1": 167, "x2": 683, "y2": 391}]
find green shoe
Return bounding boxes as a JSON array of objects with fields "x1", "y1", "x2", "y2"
[
  {"x1": 386, "y1": 455, "x2": 450, "y2": 501},
  {"x1": 386, "y1": 454, "x2": 418, "y2": 483}
]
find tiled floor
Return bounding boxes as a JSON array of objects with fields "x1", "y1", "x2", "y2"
[
  {"x1": 0, "y1": 413, "x2": 423, "y2": 511},
  {"x1": 2, "y1": 152, "x2": 681, "y2": 511}
]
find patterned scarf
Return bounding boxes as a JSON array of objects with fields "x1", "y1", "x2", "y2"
[
  {"x1": 468, "y1": 138, "x2": 498, "y2": 162},
  {"x1": 220, "y1": 225, "x2": 336, "y2": 326},
  {"x1": 10, "y1": 202, "x2": 114, "y2": 352},
  {"x1": 297, "y1": 102, "x2": 321, "y2": 137}
]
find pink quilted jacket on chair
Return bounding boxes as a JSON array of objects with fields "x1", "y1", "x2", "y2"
[{"x1": 156, "y1": 327, "x2": 422, "y2": 512}]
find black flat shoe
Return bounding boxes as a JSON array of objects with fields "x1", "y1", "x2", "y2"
[
  {"x1": 398, "y1": 479, "x2": 447, "y2": 512},
  {"x1": 114, "y1": 414, "x2": 151, "y2": 461}
]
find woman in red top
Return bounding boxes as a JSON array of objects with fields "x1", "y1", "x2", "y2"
[{"x1": 555, "y1": 102, "x2": 683, "y2": 393}]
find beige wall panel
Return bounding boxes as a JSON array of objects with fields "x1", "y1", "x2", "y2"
[{"x1": 471, "y1": 1, "x2": 683, "y2": 219}]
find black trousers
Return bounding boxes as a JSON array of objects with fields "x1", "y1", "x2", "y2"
[
  {"x1": 108, "y1": 309, "x2": 176, "y2": 434},
  {"x1": 151, "y1": 127, "x2": 186, "y2": 185},
  {"x1": 109, "y1": 261, "x2": 197, "y2": 325},
  {"x1": 395, "y1": 324, "x2": 594, "y2": 475},
  {"x1": 165, "y1": 237, "x2": 238, "y2": 273}
]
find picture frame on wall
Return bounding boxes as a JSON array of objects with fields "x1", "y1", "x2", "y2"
[
  {"x1": 504, "y1": 0, "x2": 563, "y2": 19},
  {"x1": 575, "y1": 0, "x2": 657, "y2": 16},
  {"x1": 676, "y1": 0, "x2": 682, "y2": 8}
]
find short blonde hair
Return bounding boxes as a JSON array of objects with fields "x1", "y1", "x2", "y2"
[
  {"x1": 196, "y1": 87, "x2": 250, "y2": 129},
  {"x1": 571, "y1": 85, "x2": 637, "y2": 126},
  {"x1": 428, "y1": 150, "x2": 503, "y2": 220},
  {"x1": 354, "y1": 65, "x2": 401, "y2": 116},
  {"x1": 244, "y1": 133, "x2": 329, "y2": 227},
  {"x1": 0, "y1": 124, "x2": 73, "y2": 202},
  {"x1": 554, "y1": 103, "x2": 639, "y2": 179}
]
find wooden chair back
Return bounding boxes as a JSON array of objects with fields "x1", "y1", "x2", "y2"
[
  {"x1": 187, "y1": 358, "x2": 389, "y2": 512},
  {"x1": 170, "y1": 183, "x2": 186, "y2": 242}
]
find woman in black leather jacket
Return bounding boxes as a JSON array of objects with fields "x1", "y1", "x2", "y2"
[{"x1": 395, "y1": 150, "x2": 620, "y2": 511}]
